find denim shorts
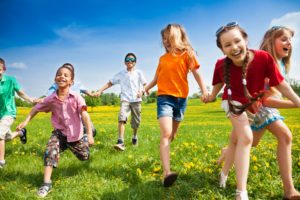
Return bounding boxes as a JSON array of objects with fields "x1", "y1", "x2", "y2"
[{"x1": 157, "y1": 95, "x2": 187, "y2": 122}]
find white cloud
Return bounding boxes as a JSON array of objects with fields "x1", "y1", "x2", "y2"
[
  {"x1": 9, "y1": 62, "x2": 27, "y2": 69},
  {"x1": 270, "y1": 11, "x2": 300, "y2": 80}
]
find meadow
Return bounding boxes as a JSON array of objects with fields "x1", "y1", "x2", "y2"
[{"x1": 0, "y1": 99, "x2": 300, "y2": 200}]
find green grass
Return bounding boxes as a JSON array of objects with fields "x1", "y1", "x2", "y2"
[{"x1": 1, "y1": 99, "x2": 300, "y2": 199}]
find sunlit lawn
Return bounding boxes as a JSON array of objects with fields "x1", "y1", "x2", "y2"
[{"x1": 0, "y1": 99, "x2": 299, "y2": 199}]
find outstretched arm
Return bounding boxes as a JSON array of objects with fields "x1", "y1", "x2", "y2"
[
  {"x1": 16, "y1": 90, "x2": 34, "y2": 104},
  {"x1": 145, "y1": 73, "x2": 158, "y2": 95},
  {"x1": 16, "y1": 108, "x2": 39, "y2": 131},
  {"x1": 204, "y1": 83, "x2": 223, "y2": 103},
  {"x1": 81, "y1": 111, "x2": 94, "y2": 146},
  {"x1": 191, "y1": 68, "x2": 208, "y2": 102},
  {"x1": 264, "y1": 80, "x2": 300, "y2": 108},
  {"x1": 94, "y1": 82, "x2": 113, "y2": 97}
]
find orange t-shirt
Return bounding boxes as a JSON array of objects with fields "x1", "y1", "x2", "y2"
[{"x1": 156, "y1": 51, "x2": 200, "y2": 98}]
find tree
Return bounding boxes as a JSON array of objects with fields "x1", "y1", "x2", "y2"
[{"x1": 289, "y1": 78, "x2": 300, "y2": 96}]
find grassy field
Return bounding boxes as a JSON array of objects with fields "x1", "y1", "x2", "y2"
[{"x1": 0, "y1": 99, "x2": 300, "y2": 199}]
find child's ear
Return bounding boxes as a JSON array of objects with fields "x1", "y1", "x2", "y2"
[{"x1": 70, "y1": 80, "x2": 74, "y2": 86}]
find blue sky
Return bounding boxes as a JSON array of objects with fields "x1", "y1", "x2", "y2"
[{"x1": 1, "y1": 0, "x2": 300, "y2": 97}]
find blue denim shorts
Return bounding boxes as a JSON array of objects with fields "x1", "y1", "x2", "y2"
[{"x1": 157, "y1": 95, "x2": 187, "y2": 121}]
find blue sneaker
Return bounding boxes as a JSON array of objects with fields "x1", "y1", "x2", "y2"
[{"x1": 20, "y1": 128, "x2": 27, "y2": 144}]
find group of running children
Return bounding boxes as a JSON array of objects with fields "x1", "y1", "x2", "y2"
[{"x1": 1, "y1": 23, "x2": 300, "y2": 199}]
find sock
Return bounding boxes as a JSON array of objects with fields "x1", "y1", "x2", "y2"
[
  {"x1": 132, "y1": 135, "x2": 137, "y2": 139},
  {"x1": 0, "y1": 160, "x2": 5, "y2": 165},
  {"x1": 118, "y1": 137, "x2": 124, "y2": 142}
]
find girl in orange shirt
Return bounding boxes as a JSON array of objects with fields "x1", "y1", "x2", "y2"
[{"x1": 145, "y1": 24, "x2": 208, "y2": 187}]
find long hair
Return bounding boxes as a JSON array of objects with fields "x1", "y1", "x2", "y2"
[
  {"x1": 216, "y1": 25, "x2": 263, "y2": 114},
  {"x1": 259, "y1": 27, "x2": 294, "y2": 73},
  {"x1": 161, "y1": 24, "x2": 195, "y2": 68}
]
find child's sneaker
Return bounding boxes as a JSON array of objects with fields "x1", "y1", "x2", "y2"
[
  {"x1": 20, "y1": 128, "x2": 27, "y2": 144},
  {"x1": 37, "y1": 182, "x2": 52, "y2": 198},
  {"x1": 114, "y1": 139, "x2": 125, "y2": 151},
  {"x1": 219, "y1": 171, "x2": 228, "y2": 188},
  {"x1": 132, "y1": 138, "x2": 138, "y2": 146},
  {"x1": 0, "y1": 160, "x2": 5, "y2": 169}
]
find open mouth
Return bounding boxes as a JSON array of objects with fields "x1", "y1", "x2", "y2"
[
  {"x1": 231, "y1": 50, "x2": 243, "y2": 57},
  {"x1": 283, "y1": 47, "x2": 289, "y2": 53}
]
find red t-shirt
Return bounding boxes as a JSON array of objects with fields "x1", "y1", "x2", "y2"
[{"x1": 212, "y1": 50, "x2": 284, "y2": 104}]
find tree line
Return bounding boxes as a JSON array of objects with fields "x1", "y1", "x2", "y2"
[{"x1": 15, "y1": 79, "x2": 300, "y2": 107}]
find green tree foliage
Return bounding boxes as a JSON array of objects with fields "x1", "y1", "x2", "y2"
[
  {"x1": 146, "y1": 91, "x2": 157, "y2": 103},
  {"x1": 15, "y1": 97, "x2": 33, "y2": 107},
  {"x1": 84, "y1": 93, "x2": 120, "y2": 109},
  {"x1": 289, "y1": 78, "x2": 300, "y2": 96}
]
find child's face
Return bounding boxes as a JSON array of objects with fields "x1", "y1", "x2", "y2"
[
  {"x1": 0, "y1": 64, "x2": 4, "y2": 79},
  {"x1": 55, "y1": 68, "x2": 73, "y2": 88},
  {"x1": 274, "y1": 30, "x2": 293, "y2": 60},
  {"x1": 125, "y1": 55, "x2": 136, "y2": 70},
  {"x1": 220, "y1": 28, "x2": 248, "y2": 66}
]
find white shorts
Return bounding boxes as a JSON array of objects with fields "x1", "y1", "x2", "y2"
[{"x1": 0, "y1": 116, "x2": 15, "y2": 140}]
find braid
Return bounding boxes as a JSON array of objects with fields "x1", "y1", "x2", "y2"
[{"x1": 225, "y1": 51, "x2": 264, "y2": 115}]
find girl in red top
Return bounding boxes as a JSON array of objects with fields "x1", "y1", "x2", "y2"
[
  {"x1": 205, "y1": 22, "x2": 300, "y2": 200},
  {"x1": 216, "y1": 26, "x2": 300, "y2": 200},
  {"x1": 145, "y1": 24, "x2": 208, "y2": 187}
]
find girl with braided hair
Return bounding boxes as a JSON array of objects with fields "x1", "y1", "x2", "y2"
[
  {"x1": 205, "y1": 22, "x2": 300, "y2": 200},
  {"x1": 215, "y1": 26, "x2": 300, "y2": 200}
]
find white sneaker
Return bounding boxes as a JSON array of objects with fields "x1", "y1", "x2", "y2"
[
  {"x1": 219, "y1": 171, "x2": 228, "y2": 188},
  {"x1": 236, "y1": 190, "x2": 249, "y2": 200}
]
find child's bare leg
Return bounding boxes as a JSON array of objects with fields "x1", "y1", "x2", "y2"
[
  {"x1": 159, "y1": 116, "x2": 174, "y2": 177},
  {"x1": 43, "y1": 166, "x2": 53, "y2": 183},
  {"x1": 0, "y1": 140, "x2": 5, "y2": 161},
  {"x1": 230, "y1": 113, "x2": 253, "y2": 192},
  {"x1": 118, "y1": 122, "x2": 125, "y2": 140},
  {"x1": 268, "y1": 120, "x2": 300, "y2": 198},
  {"x1": 170, "y1": 120, "x2": 180, "y2": 142}
]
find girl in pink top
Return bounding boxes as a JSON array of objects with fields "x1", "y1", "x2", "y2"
[
  {"x1": 205, "y1": 22, "x2": 300, "y2": 200},
  {"x1": 17, "y1": 64, "x2": 94, "y2": 198}
]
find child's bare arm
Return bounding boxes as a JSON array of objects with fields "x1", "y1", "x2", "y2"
[
  {"x1": 81, "y1": 111, "x2": 94, "y2": 146},
  {"x1": 191, "y1": 68, "x2": 208, "y2": 101},
  {"x1": 94, "y1": 82, "x2": 113, "y2": 97},
  {"x1": 16, "y1": 108, "x2": 39, "y2": 131},
  {"x1": 265, "y1": 80, "x2": 300, "y2": 108},
  {"x1": 16, "y1": 90, "x2": 34, "y2": 104},
  {"x1": 145, "y1": 74, "x2": 158, "y2": 95},
  {"x1": 205, "y1": 83, "x2": 223, "y2": 103}
]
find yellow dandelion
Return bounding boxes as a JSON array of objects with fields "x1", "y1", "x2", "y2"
[
  {"x1": 252, "y1": 155, "x2": 257, "y2": 162},
  {"x1": 136, "y1": 168, "x2": 142, "y2": 176},
  {"x1": 153, "y1": 167, "x2": 161, "y2": 173},
  {"x1": 253, "y1": 166, "x2": 258, "y2": 171}
]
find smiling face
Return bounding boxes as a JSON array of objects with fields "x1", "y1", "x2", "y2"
[
  {"x1": 55, "y1": 67, "x2": 74, "y2": 89},
  {"x1": 274, "y1": 29, "x2": 292, "y2": 60},
  {"x1": 219, "y1": 28, "x2": 248, "y2": 66}
]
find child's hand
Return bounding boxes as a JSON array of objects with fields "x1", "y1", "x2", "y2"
[
  {"x1": 16, "y1": 121, "x2": 27, "y2": 131},
  {"x1": 33, "y1": 97, "x2": 44, "y2": 104},
  {"x1": 200, "y1": 92, "x2": 209, "y2": 103},
  {"x1": 87, "y1": 134, "x2": 94, "y2": 146},
  {"x1": 93, "y1": 91, "x2": 102, "y2": 97},
  {"x1": 145, "y1": 88, "x2": 150, "y2": 95},
  {"x1": 137, "y1": 91, "x2": 145, "y2": 98}
]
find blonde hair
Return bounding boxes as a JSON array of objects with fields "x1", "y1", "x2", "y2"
[
  {"x1": 161, "y1": 24, "x2": 195, "y2": 68},
  {"x1": 259, "y1": 26, "x2": 294, "y2": 73}
]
